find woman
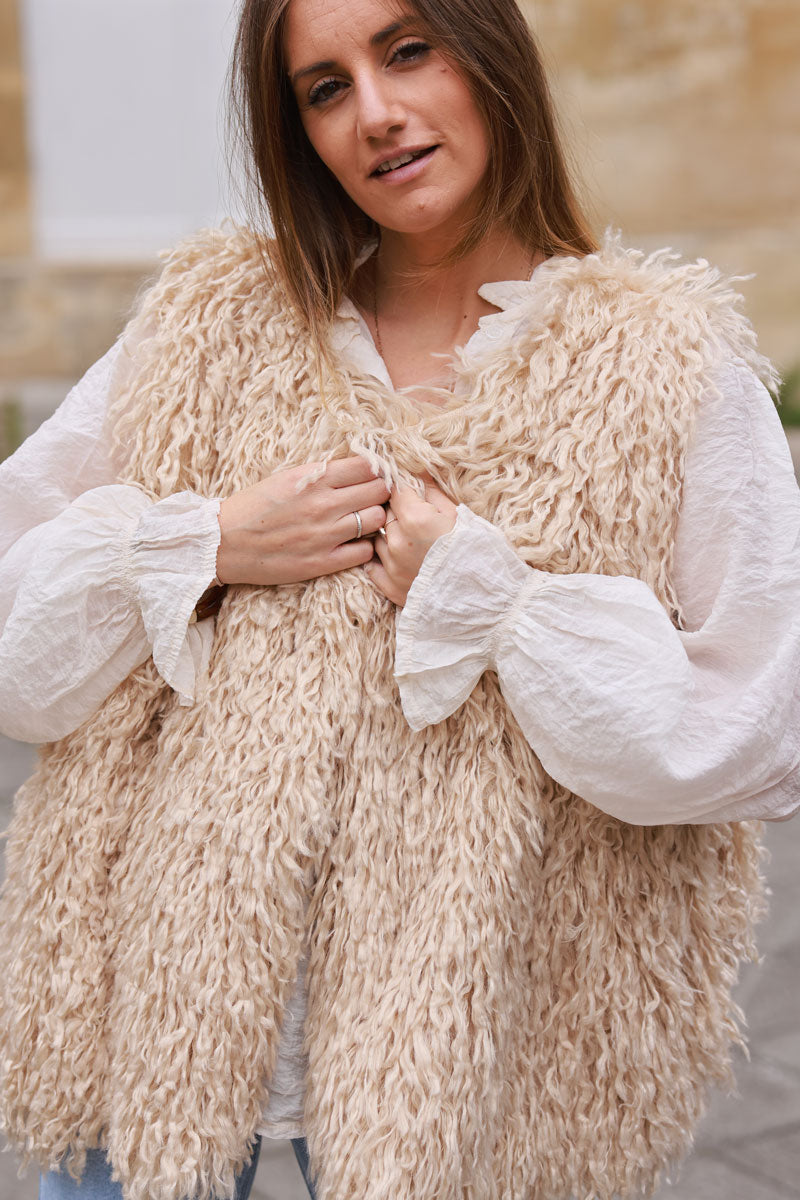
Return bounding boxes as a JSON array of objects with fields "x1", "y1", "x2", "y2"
[{"x1": 1, "y1": 0, "x2": 798, "y2": 1199}]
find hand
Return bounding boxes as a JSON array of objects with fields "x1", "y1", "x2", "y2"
[
  {"x1": 364, "y1": 474, "x2": 458, "y2": 607},
  {"x1": 215, "y1": 456, "x2": 391, "y2": 586}
]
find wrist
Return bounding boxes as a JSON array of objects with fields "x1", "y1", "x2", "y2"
[
  {"x1": 191, "y1": 576, "x2": 227, "y2": 623},
  {"x1": 214, "y1": 493, "x2": 254, "y2": 587},
  {"x1": 214, "y1": 494, "x2": 241, "y2": 585}
]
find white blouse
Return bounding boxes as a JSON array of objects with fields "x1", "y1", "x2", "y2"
[{"x1": 1, "y1": 263, "x2": 799, "y2": 1141}]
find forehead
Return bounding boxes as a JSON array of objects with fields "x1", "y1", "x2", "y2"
[{"x1": 284, "y1": 0, "x2": 411, "y2": 64}]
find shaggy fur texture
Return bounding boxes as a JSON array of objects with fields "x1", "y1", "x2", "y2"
[{"x1": 0, "y1": 227, "x2": 776, "y2": 1200}]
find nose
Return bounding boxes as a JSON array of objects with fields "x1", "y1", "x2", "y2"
[{"x1": 354, "y1": 71, "x2": 405, "y2": 141}]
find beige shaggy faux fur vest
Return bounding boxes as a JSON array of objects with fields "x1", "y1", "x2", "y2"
[{"x1": 0, "y1": 228, "x2": 777, "y2": 1200}]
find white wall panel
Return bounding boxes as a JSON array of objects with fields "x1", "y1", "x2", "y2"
[{"x1": 21, "y1": 0, "x2": 247, "y2": 259}]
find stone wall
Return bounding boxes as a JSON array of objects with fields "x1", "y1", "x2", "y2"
[
  {"x1": 0, "y1": 0, "x2": 30, "y2": 257},
  {"x1": 524, "y1": 0, "x2": 800, "y2": 368},
  {"x1": 1, "y1": 259, "x2": 154, "y2": 380}
]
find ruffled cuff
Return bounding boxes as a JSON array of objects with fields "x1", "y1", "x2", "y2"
[
  {"x1": 394, "y1": 504, "x2": 533, "y2": 728},
  {"x1": 128, "y1": 492, "x2": 223, "y2": 704}
]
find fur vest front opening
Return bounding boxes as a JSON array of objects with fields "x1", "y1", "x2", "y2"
[{"x1": 0, "y1": 227, "x2": 776, "y2": 1200}]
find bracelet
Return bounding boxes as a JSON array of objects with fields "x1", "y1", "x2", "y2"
[{"x1": 190, "y1": 577, "x2": 227, "y2": 624}]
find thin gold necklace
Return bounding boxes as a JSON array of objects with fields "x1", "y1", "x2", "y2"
[{"x1": 370, "y1": 247, "x2": 538, "y2": 363}]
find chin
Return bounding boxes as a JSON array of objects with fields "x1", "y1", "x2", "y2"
[{"x1": 366, "y1": 196, "x2": 475, "y2": 238}]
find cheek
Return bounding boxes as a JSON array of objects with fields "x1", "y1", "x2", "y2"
[
  {"x1": 301, "y1": 117, "x2": 355, "y2": 189},
  {"x1": 300, "y1": 115, "x2": 334, "y2": 168},
  {"x1": 434, "y1": 68, "x2": 490, "y2": 161}
]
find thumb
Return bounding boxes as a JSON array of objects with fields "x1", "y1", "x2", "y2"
[{"x1": 422, "y1": 477, "x2": 456, "y2": 513}]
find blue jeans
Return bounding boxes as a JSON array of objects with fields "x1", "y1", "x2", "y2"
[{"x1": 39, "y1": 1136, "x2": 317, "y2": 1200}]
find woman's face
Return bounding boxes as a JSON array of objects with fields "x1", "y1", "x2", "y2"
[{"x1": 284, "y1": 0, "x2": 491, "y2": 240}]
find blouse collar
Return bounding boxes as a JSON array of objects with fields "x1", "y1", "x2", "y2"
[{"x1": 329, "y1": 239, "x2": 564, "y2": 389}]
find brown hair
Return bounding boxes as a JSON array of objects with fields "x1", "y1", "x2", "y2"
[{"x1": 228, "y1": 0, "x2": 598, "y2": 346}]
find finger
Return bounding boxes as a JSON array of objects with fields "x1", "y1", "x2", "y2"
[
  {"x1": 423, "y1": 481, "x2": 455, "y2": 511},
  {"x1": 364, "y1": 559, "x2": 401, "y2": 605},
  {"x1": 328, "y1": 537, "x2": 376, "y2": 572},
  {"x1": 331, "y1": 477, "x2": 391, "y2": 515},
  {"x1": 379, "y1": 505, "x2": 405, "y2": 542},
  {"x1": 388, "y1": 482, "x2": 425, "y2": 520},
  {"x1": 334, "y1": 504, "x2": 387, "y2": 544},
  {"x1": 415, "y1": 469, "x2": 448, "y2": 500},
  {"x1": 371, "y1": 528, "x2": 390, "y2": 562},
  {"x1": 324, "y1": 456, "x2": 387, "y2": 488},
  {"x1": 385, "y1": 485, "x2": 454, "y2": 537}
]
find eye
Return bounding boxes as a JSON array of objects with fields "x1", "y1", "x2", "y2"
[
  {"x1": 307, "y1": 76, "x2": 343, "y2": 107},
  {"x1": 305, "y1": 40, "x2": 431, "y2": 108},
  {"x1": 391, "y1": 39, "x2": 430, "y2": 64}
]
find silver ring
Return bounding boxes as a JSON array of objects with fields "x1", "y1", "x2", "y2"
[{"x1": 352, "y1": 510, "x2": 362, "y2": 539}]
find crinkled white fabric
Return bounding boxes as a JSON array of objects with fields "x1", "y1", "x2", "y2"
[
  {"x1": 337, "y1": 270, "x2": 800, "y2": 823},
  {"x1": 255, "y1": 951, "x2": 309, "y2": 1139},
  {"x1": 396, "y1": 447, "x2": 800, "y2": 825},
  {"x1": 0, "y1": 342, "x2": 223, "y2": 741},
  {"x1": 0, "y1": 264, "x2": 558, "y2": 747},
  {"x1": 1, "y1": 483, "x2": 150, "y2": 743},
  {"x1": 1, "y1": 260, "x2": 799, "y2": 1142},
  {"x1": 132, "y1": 492, "x2": 223, "y2": 705}
]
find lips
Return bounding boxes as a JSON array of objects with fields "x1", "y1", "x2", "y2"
[{"x1": 370, "y1": 145, "x2": 439, "y2": 177}]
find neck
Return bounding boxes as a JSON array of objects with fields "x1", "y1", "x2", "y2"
[
  {"x1": 372, "y1": 225, "x2": 541, "y2": 322},
  {"x1": 348, "y1": 224, "x2": 547, "y2": 388}
]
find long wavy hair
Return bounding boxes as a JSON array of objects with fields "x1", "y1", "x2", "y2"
[{"x1": 228, "y1": 0, "x2": 598, "y2": 346}]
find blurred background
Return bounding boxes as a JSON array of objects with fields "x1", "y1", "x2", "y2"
[
  {"x1": 1, "y1": 1, "x2": 799, "y2": 1198},
  {"x1": 2, "y1": 0, "x2": 799, "y2": 444}
]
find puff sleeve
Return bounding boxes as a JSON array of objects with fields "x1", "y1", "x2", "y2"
[
  {"x1": 394, "y1": 360, "x2": 800, "y2": 824},
  {"x1": 0, "y1": 342, "x2": 222, "y2": 743}
]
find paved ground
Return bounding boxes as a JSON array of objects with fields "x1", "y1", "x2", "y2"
[{"x1": 1, "y1": 430, "x2": 798, "y2": 1200}]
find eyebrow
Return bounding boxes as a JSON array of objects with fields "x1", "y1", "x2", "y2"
[{"x1": 289, "y1": 19, "x2": 412, "y2": 87}]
